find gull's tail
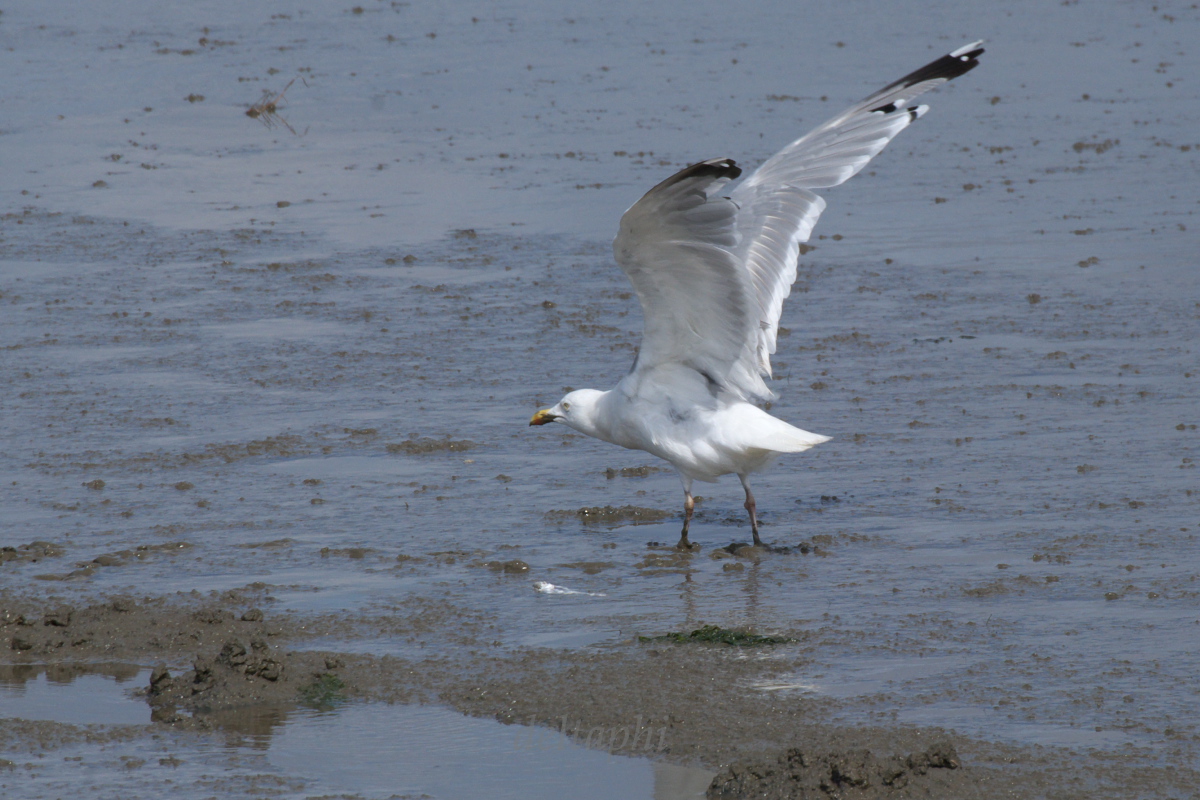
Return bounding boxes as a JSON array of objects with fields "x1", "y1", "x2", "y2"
[
  {"x1": 722, "y1": 404, "x2": 832, "y2": 454},
  {"x1": 766, "y1": 422, "x2": 832, "y2": 453}
]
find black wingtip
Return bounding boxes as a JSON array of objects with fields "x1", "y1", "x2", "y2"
[
  {"x1": 681, "y1": 157, "x2": 743, "y2": 182},
  {"x1": 878, "y1": 41, "x2": 985, "y2": 96},
  {"x1": 645, "y1": 157, "x2": 742, "y2": 196}
]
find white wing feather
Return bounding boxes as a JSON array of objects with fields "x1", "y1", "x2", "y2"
[
  {"x1": 613, "y1": 159, "x2": 767, "y2": 398},
  {"x1": 732, "y1": 40, "x2": 985, "y2": 380},
  {"x1": 613, "y1": 41, "x2": 985, "y2": 400}
]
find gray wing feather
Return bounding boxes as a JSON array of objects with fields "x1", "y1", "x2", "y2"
[
  {"x1": 614, "y1": 158, "x2": 771, "y2": 400},
  {"x1": 612, "y1": 42, "x2": 984, "y2": 401},
  {"x1": 731, "y1": 41, "x2": 984, "y2": 379}
]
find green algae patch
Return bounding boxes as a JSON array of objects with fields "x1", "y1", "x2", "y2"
[
  {"x1": 299, "y1": 673, "x2": 347, "y2": 709},
  {"x1": 638, "y1": 625, "x2": 794, "y2": 647}
]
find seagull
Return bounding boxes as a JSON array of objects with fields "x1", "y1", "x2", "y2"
[{"x1": 531, "y1": 41, "x2": 985, "y2": 550}]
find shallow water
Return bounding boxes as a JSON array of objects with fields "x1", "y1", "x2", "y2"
[
  {"x1": 0, "y1": 668, "x2": 712, "y2": 799},
  {"x1": 0, "y1": 665, "x2": 150, "y2": 726},
  {"x1": 2, "y1": 0, "x2": 1199, "y2": 792},
  {"x1": 270, "y1": 704, "x2": 714, "y2": 800}
]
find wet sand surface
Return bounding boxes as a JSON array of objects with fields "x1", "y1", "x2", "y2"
[{"x1": 2, "y1": 1, "x2": 1198, "y2": 798}]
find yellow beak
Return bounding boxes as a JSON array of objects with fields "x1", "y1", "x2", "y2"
[{"x1": 529, "y1": 408, "x2": 557, "y2": 426}]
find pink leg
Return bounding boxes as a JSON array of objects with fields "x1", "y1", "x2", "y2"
[
  {"x1": 677, "y1": 480, "x2": 696, "y2": 549},
  {"x1": 678, "y1": 490, "x2": 695, "y2": 549},
  {"x1": 739, "y1": 475, "x2": 763, "y2": 547}
]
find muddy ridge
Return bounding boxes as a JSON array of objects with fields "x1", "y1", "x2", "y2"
[{"x1": 708, "y1": 743, "x2": 967, "y2": 799}]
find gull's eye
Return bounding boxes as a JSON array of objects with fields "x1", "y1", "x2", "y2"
[{"x1": 562, "y1": 401, "x2": 571, "y2": 411}]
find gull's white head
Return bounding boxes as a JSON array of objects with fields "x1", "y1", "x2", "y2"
[{"x1": 529, "y1": 389, "x2": 606, "y2": 437}]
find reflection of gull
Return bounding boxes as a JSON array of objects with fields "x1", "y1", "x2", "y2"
[{"x1": 532, "y1": 42, "x2": 985, "y2": 549}]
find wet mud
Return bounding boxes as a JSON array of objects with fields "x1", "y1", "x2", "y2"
[
  {"x1": 708, "y1": 743, "x2": 964, "y2": 799},
  {"x1": 385, "y1": 437, "x2": 480, "y2": 455},
  {"x1": 4, "y1": 587, "x2": 1200, "y2": 798},
  {"x1": 546, "y1": 505, "x2": 674, "y2": 525}
]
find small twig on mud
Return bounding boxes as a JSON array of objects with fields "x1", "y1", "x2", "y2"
[{"x1": 246, "y1": 78, "x2": 306, "y2": 135}]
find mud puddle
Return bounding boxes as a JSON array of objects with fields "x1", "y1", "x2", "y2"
[
  {"x1": 269, "y1": 703, "x2": 714, "y2": 800},
  {"x1": 0, "y1": 664, "x2": 150, "y2": 726},
  {"x1": 0, "y1": 677, "x2": 712, "y2": 800}
]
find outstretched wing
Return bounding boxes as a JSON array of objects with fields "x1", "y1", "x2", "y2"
[
  {"x1": 613, "y1": 158, "x2": 771, "y2": 401},
  {"x1": 611, "y1": 41, "x2": 984, "y2": 402},
  {"x1": 731, "y1": 40, "x2": 985, "y2": 377}
]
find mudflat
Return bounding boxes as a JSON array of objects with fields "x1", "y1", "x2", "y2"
[{"x1": 3, "y1": 1, "x2": 1198, "y2": 798}]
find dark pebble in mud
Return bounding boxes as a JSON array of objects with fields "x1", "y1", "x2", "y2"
[{"x1": 707, "y1": 742, "x2": 968, "y2": 799}]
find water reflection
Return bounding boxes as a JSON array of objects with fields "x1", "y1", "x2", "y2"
[
  {"x1": 0, "y1": 668, "x2": 713, "y2": 799},
  {"x1": 207, "y1": 703, "x2": 302, "y2": 750},
  {"x1": 268, "y1": 702, "x2": 714, "y2": 800},
  {"x1": 0, "y1": 663, "x2": 149, "y2": 725},
  {"x1": 0, "y1": 662, "x2": 141, "y2": 687}
]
